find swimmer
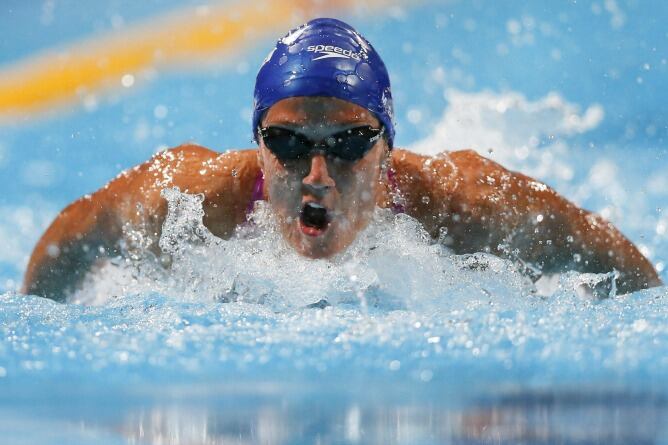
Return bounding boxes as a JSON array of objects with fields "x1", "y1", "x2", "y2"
[{"x1": 23, "y1": 18, "x2": 661, "y2": 300}]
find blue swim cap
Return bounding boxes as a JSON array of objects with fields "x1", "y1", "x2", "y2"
[{"x1": 253, "y1": 18, "x2": 395, "y2": 147}]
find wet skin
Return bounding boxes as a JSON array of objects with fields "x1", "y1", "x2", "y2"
[
  {"x1": 22, "y1": 97, "x2": 662, "y2": 299},
  {"x1": 257, "y1": 97, "x2": 389, "y2": 258}
]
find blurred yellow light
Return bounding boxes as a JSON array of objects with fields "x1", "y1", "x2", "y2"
[{"x1": 0, "y1": 0, "x2": 392, "y2": 119}]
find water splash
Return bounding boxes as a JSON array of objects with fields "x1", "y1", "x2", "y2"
[
  {"x1": 410, "y1": 89, "x2": 603, "y2": 181},
  {"x1": 71, "y1": 187, "x2": 548, "y2": 310}
]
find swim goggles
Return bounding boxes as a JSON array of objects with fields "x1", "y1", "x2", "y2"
[{"x1": 258, "y1": 125, "x2": 384, "y2": 162}]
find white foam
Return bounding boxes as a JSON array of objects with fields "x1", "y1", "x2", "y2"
[
  {"x1": 410, "y1": 89, "x2": 602, "y2": 180},
  {"x1": 71, "y1": 187, "x2": 624, "y2": 310},
  {"x1": 412, "y1": 89, "x2": 603, "y2": 153}
]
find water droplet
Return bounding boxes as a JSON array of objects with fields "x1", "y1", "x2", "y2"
[
  {"x1": 121, "y1": 74, "x2": 135, "y2": 88},
  {"x1": 46, "y1": 244, "x2": 60, "y2": 258},
  {"x1": 419, "y1": 369, "x2": 433, "y2": 382},
  {"x1": 633, "y1": 319, "x2": 648, "y2": 333},
  {"x1": 355, "y1": 62, "x2": 372, "y2": 80},
  {"x1": 153, "y1": 105, "x2": 168, "y2": 120},
  {"x1": 346, "y1": 74, "x2": 360, "y2": 87}
]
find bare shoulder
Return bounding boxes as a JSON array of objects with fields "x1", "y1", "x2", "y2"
[
  {"x1": 390, "y1": 148, "x2": 538, "y2": 198},
  {"x1": 388, "y1": 148, "x2": 483, "y2": 208},
  {"x1": 388, "y1": 148, "x2": 542, "y2": 234},
  {"x1": 23, "y1": 144, "x2": 260, "y2": 298},
  {"x1": 108, "y1": 144, "x2": 258, "y2": 197},
  {"x1": 390, "y1": 148, "x2": 500, "y2": 180},
  {"x1": 105, "y1": 144, "x2": 260, "y2": 232}
]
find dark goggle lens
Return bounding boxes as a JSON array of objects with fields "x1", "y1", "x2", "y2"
[
  {"x1": 259, "y1": 127, "x2": 312, "y2": 160},
  {"x1": 260, "y1": 126, "x2": 383, "y2": 161},
  {"x1": 330, "y1": 126, "x2": 383, "y2": 161}
]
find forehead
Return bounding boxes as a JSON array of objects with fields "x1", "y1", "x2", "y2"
[{"x1": 262, "y1": 96, "x2": 380, "y2": 128}]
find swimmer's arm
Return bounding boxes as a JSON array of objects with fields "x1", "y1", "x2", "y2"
[
  {"x1": 391, "y1": 149, "x2": 661, "y2": 294},
  {"x1": 22, "y1": 144, "x2": 260, "y2": 300}
]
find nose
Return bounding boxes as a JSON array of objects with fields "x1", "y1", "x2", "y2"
[{"x1": 302, "y1": 153, "x2": 336, "y2": 197}]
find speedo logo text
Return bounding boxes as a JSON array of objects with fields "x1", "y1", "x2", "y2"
[{"x1": 307, "y1": 45, "x2": 363, "y2": 61}]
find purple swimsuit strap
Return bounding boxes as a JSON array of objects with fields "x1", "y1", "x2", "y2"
[
  {"x1": 246, "y1": 168, "x2": 405, "y2": 216},
  {"x1": 247, "y1": 170, "x2": 265, "y2": 215},
  {"x1": 386, "y1": 167, "x2": 406, "y2": 214}
]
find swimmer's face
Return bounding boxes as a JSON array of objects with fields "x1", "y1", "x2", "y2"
[{"x1": 257, "y1": 96, "x2": 389, "y2": 258}]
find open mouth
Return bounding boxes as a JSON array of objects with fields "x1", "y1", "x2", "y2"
[{"x1": 299, "y1": 202, "x2": 330, "y2": 236}]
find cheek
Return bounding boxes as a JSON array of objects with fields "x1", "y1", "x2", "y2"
[
  {"x1": 338, "y1": 166, "x2": 379, "y2": 213},
  {"x1": 268, "y1": 175, "x2": 302, "y2": 211},
  {"x1": 265, "y1": 170, "x2": 301, "y2": 215}
]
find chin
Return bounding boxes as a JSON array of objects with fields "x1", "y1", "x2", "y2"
[
  {"x1": 295, "y1": 232, "x2": 341, "y2": 259},
  {"x1": 286, "y1": 223, "x2": 348, "y2": 259}
]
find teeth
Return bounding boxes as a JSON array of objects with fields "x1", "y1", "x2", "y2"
[{"x1": 304, "y1": 202, "x2": 325, "y2": 210}]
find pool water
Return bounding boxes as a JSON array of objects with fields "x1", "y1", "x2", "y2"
[{"x1": 1, "y1": 0, "x2": 667, "y2": 443}]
